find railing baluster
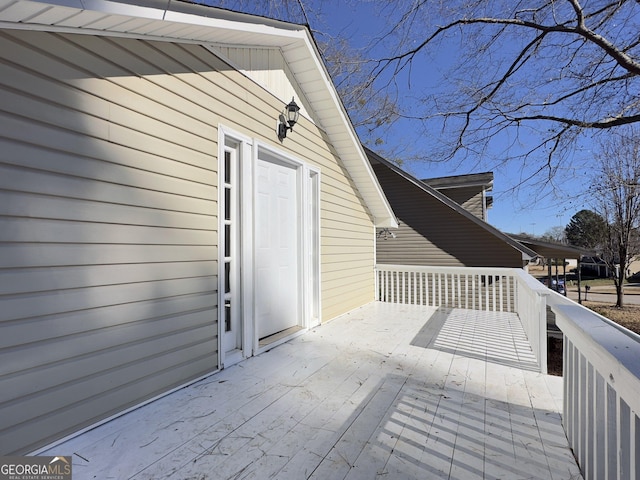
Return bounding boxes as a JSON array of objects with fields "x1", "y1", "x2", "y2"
[
  {"x1": 390, "y1": 271, "x2": 395, "y2": 303},
  {"x1": 411, "y1": 271, "x2": 415, "y2": 304},
  {"x1": 433, "y1": 273, "x2": 437, "y2": 306},
  {"x1": 485, "y1": 275, "x2": 490, "y2": 311},
  {"x1": 465, "y1": 275, "x2": 469, "y2": 309},
  {"x1": 444, "y1": 273, "x2": 449, "y2": 306},
  {"x1": 492, "y1": 275, "x2": 496, "y2": 311},
  {"x1": 412, "y1": 271, "x2": 417, "y2": 304},
  {"x1": 405, "y1": 271, "x2": 409, "y2": 304}
]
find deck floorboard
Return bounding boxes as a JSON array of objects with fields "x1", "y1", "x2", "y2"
[{"x1": 44, "y1": 302, "x2": 582, "y2": 479}]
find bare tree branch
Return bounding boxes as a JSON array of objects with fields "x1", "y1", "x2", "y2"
[{"x1": 359, "y1": 0, "x2": 640, "y2": 187}]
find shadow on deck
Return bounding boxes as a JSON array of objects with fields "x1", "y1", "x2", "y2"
[
  {"x1": 411, "y1": 307, "x2": 540, "y2": 371},
  {"x1": 44, "y1": 302, "x2": 582, "y2": 479}
]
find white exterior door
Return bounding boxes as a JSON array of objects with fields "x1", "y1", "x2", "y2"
[
  {"x1": 219, "y1": 129, "x2": 319, "y2": 364},
  {"x1": 255, "y1": 155, "x2": 300, "y2": 339}
]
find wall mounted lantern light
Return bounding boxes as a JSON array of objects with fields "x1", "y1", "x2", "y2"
[{"x1": 278, "y1": 97, "x2": 300, "y2": 140}]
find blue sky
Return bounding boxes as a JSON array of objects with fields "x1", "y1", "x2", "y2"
[
  {"x1": 307, "y1": 0, "x2": 591, "y2": 236},
  {"x1": 210, "y1": 0, "x2": 592, "y2": 236}
]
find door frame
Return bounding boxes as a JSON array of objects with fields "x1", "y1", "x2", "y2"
[
  {"x1": 218, "y1": 126, "x2": 321, "y2": 367},
  {"x1": 218, "y1": 126, "x2": 253, "y2": 368}
]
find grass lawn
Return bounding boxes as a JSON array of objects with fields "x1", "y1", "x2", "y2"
[{"x1": 583, "y1": 301, "x2": 640, "y2": 334}]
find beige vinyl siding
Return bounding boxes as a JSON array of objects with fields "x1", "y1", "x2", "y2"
[
  {"x1": 373, "y1": 165, "x2": 523, "y2": 268},
  {"x1": 177, "y1": 39, "x2": 376, "y2": 317},
  {"x1": 1, "y1": 29, "x2": 375, "y2": 454},
  {"x1": 0, "y1": 31, "x2": 222, "y2": 455}
]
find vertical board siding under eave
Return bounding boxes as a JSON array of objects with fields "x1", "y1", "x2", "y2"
[
  {"x1": 215, "y1": 44, "x2": 320, "y2": 125},
  {"x1": 0, "y1": 31, "x2": 220, "y2": 455}
]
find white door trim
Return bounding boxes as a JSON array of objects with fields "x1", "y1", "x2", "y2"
[
  {"x1": 218, "y1": 126, "x2": 252, "y2": 369},
  {"x1": 218, "y1": 128, "x2": 320, "y2": 365},
  {"x1": 304, "y1": 166, "x2": 321, "y2": 328}
]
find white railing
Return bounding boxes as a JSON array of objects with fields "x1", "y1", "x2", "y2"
[
  {"x1": 551, "y1": 297, "x2": 640, "y2": 480},
  {"x1": 375, "y1": 264, "x2": 549, "y2": 373},
  {"x1": 513, "y1": 268, "x2": 550, "y2": 375},
  {"x1": 375, "y1": 264, "x2": 640, "y2": 479}
]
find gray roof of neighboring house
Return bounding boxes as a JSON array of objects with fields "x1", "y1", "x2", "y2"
[
  {"x1": 422, "y1": 172, "x2": 494, "y2": 190},
  {"x1": 508, "y1": 235, "x2": 595, "y2": 259},
  {"x1": 366, "y1": 147, "x2": 537, "y2": 260}
]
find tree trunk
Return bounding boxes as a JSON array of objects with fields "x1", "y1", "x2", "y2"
[
  {"x1": 616, "y1": 283, "x2": 624, "y2": 308},
  {"x1": 615, "y1": 268, "x2": 625, "y2": 308}
]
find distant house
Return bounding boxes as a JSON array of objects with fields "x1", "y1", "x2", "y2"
[
  {"x1": 0, "y1": 0, "x2": 396, "y2": 455},
  {"x1": 367, "y1": 148, "x2": 535, "y2": 268},
  {"x1": 422, "y1": 172, "x2": 494, "y2": 221},
  {"x1": 581, "y1": 256, "x2": 612, "y2": 277}
]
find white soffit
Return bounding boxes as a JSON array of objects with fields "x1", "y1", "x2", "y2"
[{"x1": 0, "y1": 0, "x2": 397, "y2": 227}]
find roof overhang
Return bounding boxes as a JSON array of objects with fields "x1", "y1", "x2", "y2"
[
  {"x1": 0, "y1": 0, "x2": 397, "y2": 227},
  {"x1": 508, "y1": 235, "x2": 594, "y2": 260},
  {"x1": 422, "y1": 172, "x2": 494, "y2": 190}
]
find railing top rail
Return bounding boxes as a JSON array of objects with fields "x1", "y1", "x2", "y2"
[
  {"x1": 548, "y1": 292, "x2": 640, "y2": 343},
  {"x1": 512, "y1": 268, "x2": 552, "y2": 294},
  {"x1": 375, "y1": 264, "x2": 520, "y2": 275}
]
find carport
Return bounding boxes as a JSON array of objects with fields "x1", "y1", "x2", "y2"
[{"x1": 509, "y1": 235, "x2": 593, "y2": 303}]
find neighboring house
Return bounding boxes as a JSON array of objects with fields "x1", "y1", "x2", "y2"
[
  {"x1": 422, "y1": 172, "x2": 494, "y2": 221},
  {"x1": 0, "y1": 0, "x2": 396, "y2": 455},
  {"x1": 627, "y1": 258, "x2": 640, "y2": 277},
  {"x1": 581, "y1": 256, "x2": 613, "y2": 277},
  {"x1": 367, "y1": 148, "x2": 535, "y2": 268}
]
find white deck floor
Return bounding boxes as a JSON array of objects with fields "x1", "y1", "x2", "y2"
[{"x1": 44, "y1": 302, "x2": 583, "y2": 479}]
